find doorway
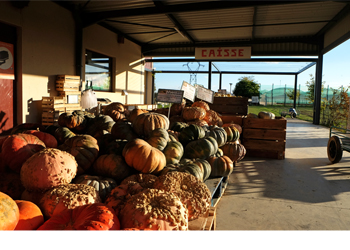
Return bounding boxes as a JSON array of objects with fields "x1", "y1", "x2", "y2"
[{"x1": 0, "y1": 22, "x2": 16, "y2": 133}]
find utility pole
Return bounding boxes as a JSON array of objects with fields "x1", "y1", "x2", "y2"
[{"x1": 271, "y1": 83, "x2": 274, "y2": 106}]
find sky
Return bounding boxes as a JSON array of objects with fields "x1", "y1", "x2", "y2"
[{"x1": 153, "y1": 38, "x2": 350, "y2": 94}]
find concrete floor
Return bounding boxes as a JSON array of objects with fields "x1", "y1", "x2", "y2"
[{"x1": 216, "y1": 118, "x2": 350, "y2": 230}]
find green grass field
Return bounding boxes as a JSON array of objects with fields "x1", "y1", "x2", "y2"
[{"x1": 248, "y1": 105, "x2": 316, "y2": 123}]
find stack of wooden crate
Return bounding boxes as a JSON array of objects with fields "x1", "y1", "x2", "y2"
[
  {"x1": 56, "y1": 75, "x2": 81, "y2": 113},
  {"x1": 41, "y1": 75, "x2": 81, "y2": 125}
]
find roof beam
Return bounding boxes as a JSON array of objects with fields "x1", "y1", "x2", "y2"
[
  {"x1": 316, "y1": 3, "x2": 350, "y2": 37},
  {"x1": 98, "y1": 22, "x2": 143, "y2": 46},
  {"x1": 152, "y1": 1, "x2": 195, "y2": 43},
  {"x1": 146, "y1": 58, "x2": 317, "y2": 63},
  {"x1": 82, "y1": 1, "x2": 305, "y2": 27},
  {"x1": 142, "y1": 36, "x2": 319, "y2": 52}
]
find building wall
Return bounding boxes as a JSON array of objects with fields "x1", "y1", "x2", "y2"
[
  {"x1": 0, "y1": 0, "x2": 147, "y2": 125},
  {"x1": 83, "y1": 25, "x2": 145, "y2": 105}
]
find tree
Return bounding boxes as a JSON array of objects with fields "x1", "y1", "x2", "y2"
[
  {"x1": 305, "y1": 74, "x2": 325, "y2": 103},
  {"x1": 325, "y1": 86, "x2": 350, "y2": 127},
  {"x1": 286, "y1": 89, "x2": 300, "y2": 101},
  {"x1": 233, "y1": 76, "x2": 260, "y2": 98}
]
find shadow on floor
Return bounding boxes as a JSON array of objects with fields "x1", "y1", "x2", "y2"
[{"x1": 224, "y1": 156, "x2": 350, "y2": 204}]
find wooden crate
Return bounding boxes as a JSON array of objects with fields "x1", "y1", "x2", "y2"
[
  {"x1": 220, "y1": 115, "x2": 244, "y2": 126},
  {"x1": 56, "y1": 75, "x2": 80, "y2": 92},
  {"x1": 42, "y1": 96, "x2": 66, "y2": 110},
  {"x1": 42, "y1": 109, "x2": 64, "y2": 126},
  {"x1": 209, "y1": 97, "x2": 248, "y2": 116},
  {"x1": 242, "y1": 117, "x2": 287, "y2": 160}
]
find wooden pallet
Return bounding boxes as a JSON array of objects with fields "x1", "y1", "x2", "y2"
[
  {"x1": 42, "y1": 96, "x2": 66, "y2": 110},
  {"x1": 56, "y1": 75, "x2": 80, "y2": 92},
  {"x1": 188, "y1": 207, "x2": 216, "y2": 230},
  {"x1": 242, "y1": 117, "x2": 286, "y2": 160}
]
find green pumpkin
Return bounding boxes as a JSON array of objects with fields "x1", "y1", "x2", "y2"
[
  {"x1": 58, "y1": 134, "x2": 99, "y2": 174},
  {"x1": 86, "y1": 114, "x2": 115, "y2": 139},
  {"x1": 111, "y1": 120, "x2": 138, "y2": 142},
  {"x1": 170, "y1": 122, "x2": 189, "y2": 132},
  {"x1": 97, "y1": 134, "x2": 128, "y2": 156},
  {"x1": 180, "y1": 158, "x2": 211, "y2": 181},
  {"x1": 215, "y1": 148, "x2": 224, "y2": 157},
  {"x1": 223, "y1": 126, "x2": 240, "y2": 142},
  {"x1": 207, "y1": 155, "x2": 234, "y2": 178},
  {"x1": 220, "y1": 141, "x2": 246, "y2": 162},
  {"x1": 178, "y1": 124, "x2": 206, "y2": 146},
  {"x1": 93, "y1": 153, "x2": 135, "y2": 182},
  {"x1": 160, "y1": 162, "x2": 204, "y2": 182},
  {"x1": 54, "y1": 126, "x2": 76, "y2": 145},
  {"x1": 163, "y1": 141, "x2": 184, "y2": 165},
  {"x1": 147, "y1": 128, "x2": 169, "y2": 151},
  {"x1": 73, "y1": 175, "x2": 117, "y2": 202},
  {"x1": 184, "y1": 136, "x2": 218, "y2": 160},
  {"x1": 207, "y1": 125, "x2": 227, "y2": 147}
]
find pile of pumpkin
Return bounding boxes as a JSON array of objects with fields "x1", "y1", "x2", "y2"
[{"x1": 0, "y1": 100, "x2": 246, "y2": 231}]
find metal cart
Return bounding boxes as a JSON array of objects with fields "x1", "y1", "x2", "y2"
[{"x1": 327, "y1": 126, "x2": 350, "y2": 163}]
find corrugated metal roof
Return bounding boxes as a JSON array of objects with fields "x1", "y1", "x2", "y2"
[{"x1": 60, "y1": 0, "x2": 350, "y2": 56}]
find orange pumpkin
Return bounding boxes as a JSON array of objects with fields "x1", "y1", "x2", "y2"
[
  {"x1": 182, "y1": 107, "x2": 206, "y2": 121},
  {"x1": 127, "y1": 108, "x2": 149, "y2": 124},
  {"x1": 153, "y1": 172, "x2": 211, "y2": 221},
  {"x1": 204, "y1": 110, "x2": 223, "y2": 126},
  {"x1": 170, "y1": 98, "x2": 186, "y2": 116},
  {"x1": 20, "y1": 148, "x2": 78, "y2": 192},
  {"x1": 23, "y1": 130, "x2": 58, "y2": 148},
  {"x1": 132, "y1": 112, "x2": 170, "y2": 138},
  {"x1": 119, "y1": 189, "x2": 188, "y2": 230},
  {"x1": 14, "y1": 200, "x2": 44, "y2": 230},
  {"x1": 38, "y1": 203, "x2": 120, "y2": 230},
  {"x1": 1, "y1": 134, "x2": 46, "y2": 173},
  {"x1": 122, "y1": 139, "x2": 166, "y2": 174},
  {"x1": 0, "y1": 191, "x2": 19, "y2": 230},
  {"x1": 39, "y1": 184, "x2": 101, "y2": 219},
  {"x1": 191, "y1": 100, "x2": 210, "y2": 111}
]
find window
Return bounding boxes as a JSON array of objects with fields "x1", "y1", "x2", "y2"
[{"x1": 85, "y1": 50, "x2": 113, "y2": 91}]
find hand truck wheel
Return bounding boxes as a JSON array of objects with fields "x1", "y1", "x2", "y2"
[{"x1": 327, "y1": 136, "x2": 342, "y2": 164}]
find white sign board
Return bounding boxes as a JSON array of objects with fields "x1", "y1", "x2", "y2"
[
  {"x1": 156, "y1": 89, "x2": 184, "y2": 104},
  {"x1": 196, "y1": 85, "x2": 214, "y2": 104},
  {"x1": 181, "y1": 81, "x2": 196, "y2": 102},
  {"x1": 195, "y1": 47, "x2": 251, "y2": 60}
]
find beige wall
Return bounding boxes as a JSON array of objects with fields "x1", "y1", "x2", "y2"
[
  {"x1": 0, "y1": 0, "x2": 75, "y2": 123},
  {"x1": 0, "y1": 0, "x2": 147, "y2": 125}
]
